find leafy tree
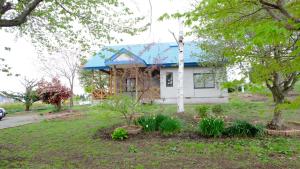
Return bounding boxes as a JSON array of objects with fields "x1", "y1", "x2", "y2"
[
  {"x1": 78, "y1": 57, "x2": 109, "y2": 94},
  {"x1": 37, "y1": 78, "x2": 71, "y2": 111},
  {"x1": 40, "y1": 47, "x2": 82, "y2": 107},
  {"x1": 164, "y1": 0, "x2": 300, "y2": 129},
  {"x1": 1, "y1": 0, "x2": 148, "y2": 52},
  {"x1": 1, "y1": 78, "x2": 39, "y2": 111}
]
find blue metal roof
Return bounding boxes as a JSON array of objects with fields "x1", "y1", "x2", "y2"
[{"x1": 84, "y1": 41, "x2": 206, "y2": 70}]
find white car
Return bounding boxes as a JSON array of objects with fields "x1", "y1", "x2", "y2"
[{"x1": 0, "y1": 108, "x2": 6, "y2": 120}]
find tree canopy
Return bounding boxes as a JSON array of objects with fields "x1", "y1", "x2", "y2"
[
  {"x1": 162, "y1": 0, "x2": 300, "y2": 129},
  {"x1": 1, "y1": 0, "x2": 148, "y2": 52}
]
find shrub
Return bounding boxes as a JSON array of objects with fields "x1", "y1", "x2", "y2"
[
  {"x1": 111, "y1": 128, "x2": 128, "y2": 140},
  {"x1": 155, "y1": 114, "x2": 169, "y2": 130},
  {"x1": 102, "y1": 95, "x2": 141, "y2": 125},
  {"x1": 223, "y1": 120, "x2": 264, "y2": 137},
  {"x1": 198, "y1": 117, "x2": 224, "y2": 137},
  {"x1": 212, "y1": 104, "x2": 223, "y2": 115},
  {"x1": 136, "y1": 116, "x2": 156, "y2": 132},
  {"x1": 159, "y1": 118, "x2": 181, "y2": 136},
  {"x1": 196, "y1": 105, "x2": 209, "y2": 117}
]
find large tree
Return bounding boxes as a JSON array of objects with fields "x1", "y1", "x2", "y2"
[
  {"x1": 168, "y1": 0, "x2": 300, "y2": 129},
  {"x1": 0, "y1": 0, "x2": 147, "y2": 52}
]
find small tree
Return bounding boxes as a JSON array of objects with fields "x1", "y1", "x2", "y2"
[
  {"x1": 1, "y1": 78, "x2": 39, "y2": 111},
  {"x1": 102, "y1": 95, "x2": 141, "y2": 126},
  {"x1": 37, "y1": 78, "x2": 71, "y2": 111},
  {"x1": 40, "y1": 47, "x2": 81, "y2": 107}
]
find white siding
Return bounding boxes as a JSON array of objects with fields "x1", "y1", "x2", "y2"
[{"x1": 159, "y1": 67, "x2": 228, "y2": 103}]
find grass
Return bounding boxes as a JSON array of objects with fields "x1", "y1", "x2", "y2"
[
  {"x1": 0, "y1": 102, "x2": 53, "y2": 114},
  {"x1": 0, "y1": 98, "x2": 300, "y2": 168}
]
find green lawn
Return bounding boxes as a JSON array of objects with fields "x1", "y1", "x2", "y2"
[
  {"x1": 0, "y1": 98, "x2": 300, "y2": 168},
  {"x1": 0, "y1": 102, "x2": 53, "y2": 114}
]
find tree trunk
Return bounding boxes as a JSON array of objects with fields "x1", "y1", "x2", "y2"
[
  {"x1": 69, "y1": 81, "x2": 74, "y2": 107},
  {"x1": 25, "y1": 103, "x2": 30, "y2": 111},
  {"x1": 177, "y1": 19, "x2": 184, "y2": 113},
  {"x1": 267, "y1": 87, "x2": 285, "y2": 130},
  {"x1": 56, "y1": 101, "x2": 62, "y2": 112}
]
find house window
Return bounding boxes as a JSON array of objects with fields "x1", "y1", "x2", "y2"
[
  {"x1": 126, "y1": 78, "x2": 136, "y2": 92},
  {"x1": 193, "y1": 73, "x2": 215, "y2": 89},
  {"x1": 166, "y1": 72, "x2": 173, "y2": 87}
]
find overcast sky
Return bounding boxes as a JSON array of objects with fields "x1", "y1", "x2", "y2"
[{"x1": 0, "y1": 0, "x2": 194, "y2": 94}]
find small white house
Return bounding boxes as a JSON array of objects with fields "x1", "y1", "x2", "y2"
[{"x1": 83, "y1": 41, "x2": 228, "y2": 103}]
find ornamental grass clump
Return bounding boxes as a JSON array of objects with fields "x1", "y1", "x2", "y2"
[
  {"x1": 155, "y1": 114, "x2": 169, "y2": 130},
  {"x1": 136, "y1": 114, "x2": 169, "y2": 132},
  {"x1": 223, "y1": 120, "x2": 264, "y2": 137},
  {"x1": 159, "y1": 118, "x2": 182, "y2": 136},
  {"x1": 136, "y1": 115, "x2": 157, "y2": 132},
  {"x1": 198, "y1": 117, "x2": 224, "y2": 137}
]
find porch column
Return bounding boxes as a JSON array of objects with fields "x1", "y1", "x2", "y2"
[
  {"x1": 99, "y1": 70, "x2": 102, "y2": 100},
  {"x1": 109, "y1": 68, "x2": 112, "y2": 95},
  {"x1": 113, "y1": 66, "x2": 117, "y2": 95},
  {"x1": 135, "y1": 67, "x2": 138, "y2": 100}
]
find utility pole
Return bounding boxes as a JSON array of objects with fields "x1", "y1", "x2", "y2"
[{"x1": 177, "y1": 19, "x2": 184, "y2": 113}]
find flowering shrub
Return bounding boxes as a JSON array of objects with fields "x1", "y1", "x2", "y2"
[{"x1": 37, "y1": 78, "x2": 71, "y2": 111}]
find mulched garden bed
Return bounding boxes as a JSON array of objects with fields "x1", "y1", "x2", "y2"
[
  {"x1": 93, "y1": 124, "x2": 230, "y2": 141},
  {"x1": 266, "y1": 121, "x2": 300, "y2": 136}
]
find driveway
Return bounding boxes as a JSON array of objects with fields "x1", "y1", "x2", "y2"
[{"x1": 0, "y1": 114, "x2": 43, "y2": 129}]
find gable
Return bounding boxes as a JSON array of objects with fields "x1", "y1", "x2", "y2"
[
  {"x1": 113, "y1": 53, "x2": 135, "y2": 62},
  {"x1": 104, "y1": 48, "x2": 147, "y2": 67}
]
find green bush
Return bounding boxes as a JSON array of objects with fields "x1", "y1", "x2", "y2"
[
  {"x1": 196, "y1": 105, "x2": 209, "y2": 117},
  {"x1": 212, "y1": 104, "x2": 223, "y2": 115},
  {"x1": 159, "y1": 118, "x2": 181, "y2": 136},
  {"x1": 136, "y1": 116, "x2": 157, "y2": 132},
  {"x1": 137, "y1": 114, "x2": 170, "y2": 132},
  {"x1": 198, "y1": 117, "x2": 224, "y2": 137},
  {"x1": 155, "y1": 114, "x2": 169, "y2": 130},
  {"x1": 223, "y1": 120, "x2": 264, "y2": 137},
  {"x1": 111, "y1": 128, "x2": 128, "y2": 140}
]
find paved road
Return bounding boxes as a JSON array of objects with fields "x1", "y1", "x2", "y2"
[{"x1": 0, "y1": 114, "x2": 42, "y2": 129}]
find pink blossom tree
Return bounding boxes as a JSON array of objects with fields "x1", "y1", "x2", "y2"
[{"x1": 37, "y1": 78, "x2": 71, "y2": 111}]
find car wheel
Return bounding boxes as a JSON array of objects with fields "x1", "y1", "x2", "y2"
[{"x1": 0, "y1": 117, "x2": 2, "y2": 121}]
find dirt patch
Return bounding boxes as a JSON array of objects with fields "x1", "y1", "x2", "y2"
[
  {"x1": 237, "y1": 93, "x2": 270, "y2": 102},
  {"x1": 45, "y1": 110, "x2": 84, "y2": 120}
]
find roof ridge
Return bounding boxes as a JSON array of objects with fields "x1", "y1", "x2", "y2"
[{"x1": 103, "y1": 41, "x2": 195, "y2": 48}]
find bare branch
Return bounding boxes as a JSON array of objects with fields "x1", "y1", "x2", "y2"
[{"x1": 0, "y1": 0, "x2": 44, "y2": 27}]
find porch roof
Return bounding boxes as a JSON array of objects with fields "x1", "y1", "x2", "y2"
[{"x1": 84, "y1": 41, "x2": 207, "y2": 70}]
